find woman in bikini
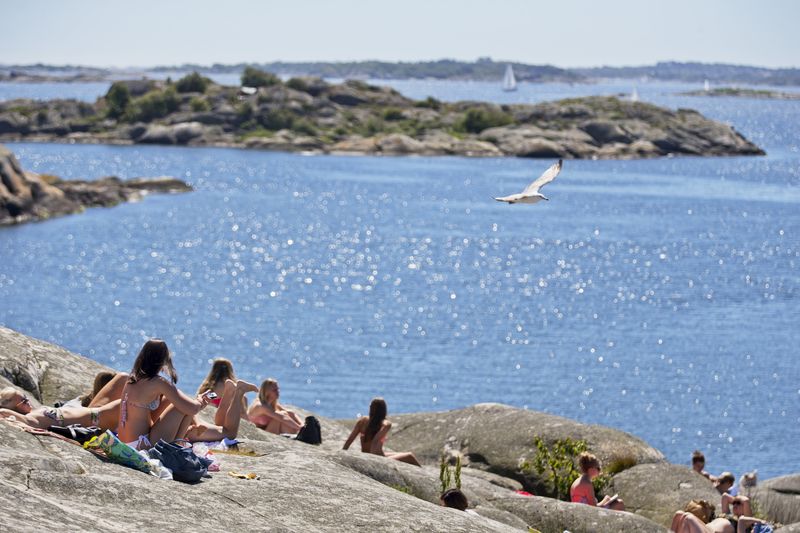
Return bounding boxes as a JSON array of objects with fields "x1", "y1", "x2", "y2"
[
  {"x1": 186, "y1": 377, "x2": 258, "y2": 442},
  {"x1": 342, "y1": 397, "x2": 420, "y2": 466},
  {"x1": 570, "y1": 452, "x2": 625, "y2": 510},
  {"x1": 0, "y1": 386, "x2": 120, "y2": 430},
  {"x1": 197, "y1": 358, "x2": 249, "y2": 423},
  {"x1": 116, "y1": 339, "x2": 212, "y2": 450},
  {"x1": 247, "y1": 378, "x2": 303, "y2": 435}
]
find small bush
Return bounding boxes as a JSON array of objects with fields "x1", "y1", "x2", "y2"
[
  {"x1": 439, "y1": 454, "x2": 462, "y2": 493},
  {"x1": 414, "y1": 96, "x2": 442, "y2": 110},
  {"x1": 105, "y1": 82, "x2": 131, "y2": 119},
  {"x1": 125, "y1": 87, "x2": 180, "y2": 122},
  {"x1": 241, "y1": 67, "x2": 280, "y2": 88},
  {"x1": 286, "y1": 77, "x2": 309, "y2": 92},
  {"x1": 522, "y1": 437, "x2": 588, "y2": 501},
  {"x1": 190, "y1": 97, "x2": 211, "y2": 112},
  {"x1": 175, "y1": 71, "x2": 211, "y2": 93},
  {"x1": 457, "y1": 107, "x2": 513, "y2": 133},
  {"x1": 382, "y1": 108, "x2": 404, "y2": 121},
  {"x1": 291, "y1": 118, "x2": 317, "y2": 136},
  {"x1": 258, "y1": 108, "x2": 295, "y2": 131}
]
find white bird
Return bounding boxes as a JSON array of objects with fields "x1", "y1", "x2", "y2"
[{"x1": 494, "y1": 159, "x2": 563, "y2": 204}]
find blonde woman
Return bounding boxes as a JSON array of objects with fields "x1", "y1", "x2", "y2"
[
  {"x1": 570, "y1": 452, "x2": 625, "y2": 510},
  {"x1": 247, "y1": 379, "x2": 303, "y2": 435}
]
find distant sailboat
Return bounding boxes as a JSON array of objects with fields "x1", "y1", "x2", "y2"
[
  {"x1": 704, "y1": 79, "x2": 711, "y2": 92},
  {"x1": 631, "y1": 87, "x2": 639, "y2": 102},
  {"x1": 502, "y1": 64, "x2": 517, "y2": 92}
]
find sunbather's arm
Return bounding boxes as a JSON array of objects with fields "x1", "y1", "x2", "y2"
[
  {"x1": 370, "y1": 422, "x2": 392, "y2": 454},
  {"x1": 737, "y1": 517, "x2": 766, "y2": 533},
  {"x1": 343, "y1": 418, "x2": 365, "y2": 450}
]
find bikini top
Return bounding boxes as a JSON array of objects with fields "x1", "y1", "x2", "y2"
[{"x1": 119, "y1": 391, "x2": 161, "y2": 427}]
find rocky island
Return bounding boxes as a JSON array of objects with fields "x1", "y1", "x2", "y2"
[
  {"x1": 0, "y1": 69, "x2": 764, "y2": 159},
  {"x1": 0, "y1": 144, "x2": 191, "y2": 226},
  {"x1": 1, "y1": 326, "x2": 798, "y2": 532},
  {"x1": 682, "y1": 87, "x2": 800, "y2": 100}
]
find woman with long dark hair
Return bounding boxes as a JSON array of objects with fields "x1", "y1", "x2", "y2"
[
  {"x1": 342, "y1": 397, "x2": 420, "y2": 466},
  {"x1": 116, "y1": 339, "x2": 211, "y2": 450}
]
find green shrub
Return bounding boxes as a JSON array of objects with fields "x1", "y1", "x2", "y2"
[
  {"x1": 286, "y1": 77, "x2": 309, "y2": 92},
  {"x1": 190, "y1": 97, "x2": 211, "y2": 112},
  {"x1": 414, "y1": 96, "x2": 442, "y2": 110},
  {"x1": 175, "y1": 71, "x2": 211, "y2": 93},
  {"x1": 125, "y1": 87, "x2": 180, "y2": 122},
  {"x1": 439, "y1": 454, "x2": 462, "y2": 493},
  {"x1": 258, "y1": 108, "x2": 295, "y2": 131},
  {"x1": 105, "y1": 82, "x2": 131, "y2": 119},
  {"x1": 522, "y1": 437, "x2": 587, "y2": 501},
  {"x1": 291, "y1": 118, "x2": 317, "y2": 136},
  {"x1": 241, "y1": 66, "x2": 280, "y2": 88},
  {"x1": 382, "y1": 108, "x2": 404, "y2": 121},
  {"x1": 457, "y1": 107, "x2": 513, "y2": 133}
]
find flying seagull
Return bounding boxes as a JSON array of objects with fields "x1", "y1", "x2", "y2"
[{"x1": 494, "y1": 159, "x2": 563, "y2": 204}]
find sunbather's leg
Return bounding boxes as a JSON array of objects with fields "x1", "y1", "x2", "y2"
[
  {"x1": 386, "y1": 452, "x2": 421, "y2": 467},
  {"x1": 149, "y1": 404, "x2": 192, "y2": 444},
  {"x1": 213, "y1": 379, "x2": 237, "y2": 426}
]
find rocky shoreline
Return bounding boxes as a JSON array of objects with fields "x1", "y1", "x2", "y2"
[
  {"x1": 1, "y1": 326, "x2": 797, "y2": 532},
  {"x1": 0, "y1": 72, "x2": 765, "y2": 159},
  {"x1": 0, "y1": 144, "x2": 191, "y2": 226},
  {"x1": 682, "y1": 87, "x2": 800, "y2": 100}
]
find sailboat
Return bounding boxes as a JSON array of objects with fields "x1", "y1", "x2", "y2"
[
  {"x1": 704, "y1": 79, "x2": 711, "y2": 92},
  {"x1": 630, "y1": 87, "x2": 639, "y2": 102},
  {"x1": 502, "y1": 64, "x2": 517, "y2": 92}
]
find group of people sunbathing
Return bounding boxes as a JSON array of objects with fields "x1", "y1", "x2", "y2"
[
  {"x1": 0, "y1": 338, "x2": 419, "y2": 466},
  {"x1": 0, "y1": 339, "x2": 774, "y2": 526}
]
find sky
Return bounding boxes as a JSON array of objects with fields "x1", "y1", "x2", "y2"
[{"x1": 3, "y1": 0, "x2": 799, "y2": 69}]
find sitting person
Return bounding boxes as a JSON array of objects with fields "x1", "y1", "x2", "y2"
[
  {"x1": 247, "y1": 378, "x2": 303, "y2": 435},
  {"x1": 87, "y1": 371, "x2": 130, "y2": 407},
  {"x1": 715, "y1": 472, "x2": 737, "y2": 495},
  {"x1": 186, "y1": 378, "x2": 257, "y2": 442},
  {"x1": 116, "y1": 339, "x2": 211, "y2": 450},
  {"x1": 0, "y1": 386, "x2": 120, "y2": 430},
  {"x1": 569, "y1": 452, "x2": 625, "y2": 510},
  {"x1": 197, "y1": 358, "x2": 249, "y2": 422},
  {"x1": 692, "y1": 450, "x2": 714, "y2": 480},
  {"x1": 671, "y1": 497, "x2": 768, "y2": 533},
  {"x1": 342, "y1": 397, "x2": 421, "y2": 466}
]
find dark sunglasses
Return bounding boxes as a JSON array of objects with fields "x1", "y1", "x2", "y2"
[{"x1": 16, "y1": 394, "x2": 31, "y2": 407}]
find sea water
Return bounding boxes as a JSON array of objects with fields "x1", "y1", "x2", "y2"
[{"x1": 0, "y1": 80, "x2": 798, "y2": 480}]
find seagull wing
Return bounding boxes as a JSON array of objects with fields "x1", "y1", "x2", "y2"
[{"x1": 522, "y1": 159, "x2": 562, "y2": 195}]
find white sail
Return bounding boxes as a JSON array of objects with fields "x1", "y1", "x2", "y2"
[
  {"x1": 502, "y1": 64, "x2": 517, "y2": 92},
  {"x1": 631, "y1": 87, "x2": 639, "y2": 102},
  {"x1": 704, "y1": 79, "x2": 711, "y2": 92}
]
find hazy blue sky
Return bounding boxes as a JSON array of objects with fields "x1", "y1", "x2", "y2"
[{"x1": 3, "y1": 0, "x2": 799, "y2": 68}]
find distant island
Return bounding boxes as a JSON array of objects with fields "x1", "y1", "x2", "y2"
[
  {"x1": 0, "y1": 69, "x2": 764, "y2": 159},
  {"x1": 681, "y1": 87, "x2": 800, "y2": 100},
  {"x1": 2, "y1": 59, "x2": 800, "y2": 86}
]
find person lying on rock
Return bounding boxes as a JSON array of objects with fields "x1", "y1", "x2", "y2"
[
  {"x1": 247, "y1": 378, "x2": 304, "y2": 435},
  {"x1": 0, "y1": 386, "x2": 120, "y2": 430},
  {"x1": 55, "y1": 370, "x2": 116, "y2": 408},
  {"x1": 570, "y1": 452, "x2": 625, "y2": 510},
  {"x1": 342, "y1": 397, "x2": 421, "y2": 467},
  {"x1": 671, "y1": 497, "x2": 769, "y2": 533},
  {"x1": 116, "y1": 339, "x2": 212, "y2": 450},
  {"x1": 197, "y1": 358, "x2": 250, "y2": 421}
]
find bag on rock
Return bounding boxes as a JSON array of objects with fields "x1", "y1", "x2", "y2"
[
  {"x1": 147, "y1": 439, "x2": 209, "y2": 483},
  {"x1": 294, "y1": 416, "x2": 322, "y2": 445},
  {"x1": 49, "y1": 424, "x2": 104, "y2": 445},
  {"x1": 84, "y1": 430, "x2": 151, "y2": 472}
]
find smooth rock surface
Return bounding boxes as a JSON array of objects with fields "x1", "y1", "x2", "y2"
[
  {"x1": 383, "y1": 403, "x2": 666, "y2": 494},
  {"x1": 752, "y1": 474, "x2": 800, "y2": 526}
]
